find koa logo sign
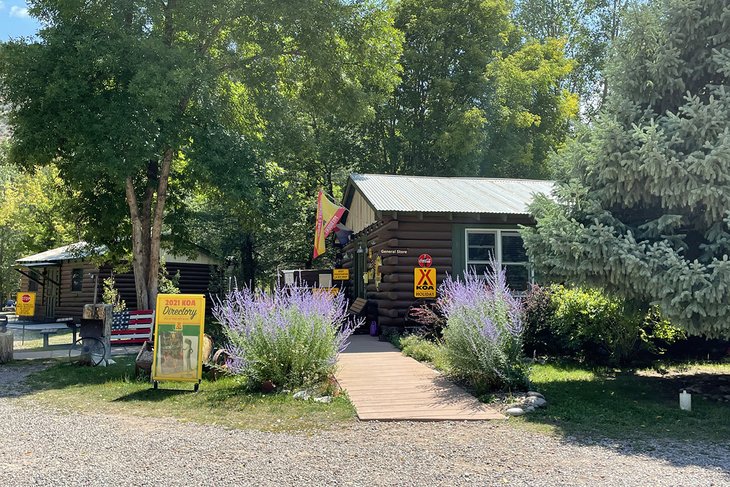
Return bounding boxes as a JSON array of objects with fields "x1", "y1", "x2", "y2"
[{"x1": 413, "y1": 267, "x2": 437, "y2": 298}]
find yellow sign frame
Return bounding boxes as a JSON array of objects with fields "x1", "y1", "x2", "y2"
[
  {"x1": 152, "y1": 294, "x2": 206, "y2": 390},
  {"x1": 414, "y1": 267, "x2": 437, "y2": 298},
  {"x1": 16, "y1": 292, "x2": 36, "y2": 317},
  {"x1": 333, "y1": 268, "x2": 349, "y2": 280}
]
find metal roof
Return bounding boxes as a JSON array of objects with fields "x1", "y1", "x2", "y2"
[
  {"x1": 348, "y1": 173, "x2": 554, "y2": 214},
  {"x1": 16, "y1": 242, "x2": 105, "y2": 264}
]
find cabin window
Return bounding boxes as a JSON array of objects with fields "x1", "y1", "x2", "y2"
[
  {"x1": 465, "y1": 229, "x2": 530, "y2": 292},
  {"x1": 71, "y1": 268, "x2": 84, "y2": 292}
]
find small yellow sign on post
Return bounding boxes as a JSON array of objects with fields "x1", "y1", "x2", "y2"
[
  {"x1": 16, "y1": 292, "x2": 36, "y2": 317},
  {"x1": 152, "y1": 294, "x2": 206, "y2": 391},
  {"x1": 333, "y1": 268, "x2": 349, "y2": 280},
  {"x1": 414, "y1": 268, "x2": 437, "y2": 298}
]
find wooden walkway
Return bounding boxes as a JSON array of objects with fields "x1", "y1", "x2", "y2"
[{"x1": 336, "y1": 336, "x2": 505, "y2": 421}]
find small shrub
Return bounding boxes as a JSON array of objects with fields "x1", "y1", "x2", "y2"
[
  {"x1": 438, "y1": 265, "x2": 529, "y2": 392},
  {"x1": 525, "y1": 285, "x2": 688, "y2": 366},
  {"x1": 521, "y1": 284, "x2": 556, "y2": 356},
  {"x1": 213, "y1": 286, "x2": 359, "y2": 390},
  {"x1": 102, "y1": 275, "x2": 126, "y2": 312},
  {"x1": 400, "y1": 334, "x2": 441, "y2": 363}
]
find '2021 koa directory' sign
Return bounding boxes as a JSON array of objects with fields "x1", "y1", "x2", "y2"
[{"x1": 152, "y1": 294, "x2": 206, "y2": 391}]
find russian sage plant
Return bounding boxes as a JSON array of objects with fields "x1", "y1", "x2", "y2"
[
  {"x1": 213, "y1": 286, "x2": 359, "y2": 390},
  {"x1": 438, "y1": 265, "x2": 529, "y2": 391}
]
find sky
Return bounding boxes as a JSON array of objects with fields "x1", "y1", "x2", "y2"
[{"x1": 0, "y1": 1, "x2": 41, "y2": 41}]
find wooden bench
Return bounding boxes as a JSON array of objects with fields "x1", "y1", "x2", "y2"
[{"x1": 348, "y1": 298, "x2": 368, "y2": 316}]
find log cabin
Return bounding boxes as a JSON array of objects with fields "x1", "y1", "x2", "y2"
[
  {"x1": 340, "y1": 173, "x2": 554, "y2": 329},
  {"x1": 15, "y1": 242, "x2": 221, "y2": 322}
]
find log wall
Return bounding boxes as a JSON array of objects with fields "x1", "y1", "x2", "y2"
[
  {"x1": 343, "y1": 212, "x2": 533, "y2": 327},
  {"x1": 20, "y1": 261, "x2": 217, "y2": 321}
]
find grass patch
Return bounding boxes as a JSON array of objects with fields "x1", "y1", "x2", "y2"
[
  {"x1": 514, "y1": 361, "x2": 730, "y2": 442},
  {"x1": 24, "y1": 356, "x2": 356, "y2": 432}
]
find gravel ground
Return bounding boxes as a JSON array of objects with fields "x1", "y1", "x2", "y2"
[{"x1": 1, "y1": 365, "x2": 729, "y2": 486}]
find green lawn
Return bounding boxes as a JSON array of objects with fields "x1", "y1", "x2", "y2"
[
  {"x1": 513, "y1": 362, "x2": 730, "y2": 443},
  {"x1": 24, "y1": 356, "x2": 356, "y2": 432}
]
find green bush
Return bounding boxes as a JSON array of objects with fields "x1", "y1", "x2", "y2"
[
  {"x1": 549, "y1": 285, "x2": 641, "y2": 365},
  {"x1": 400, "y1": 334, "x2": 441, "y2": 363},
  {"x1": 523, "y1": 285, "x2": 686, "y2": 365}
]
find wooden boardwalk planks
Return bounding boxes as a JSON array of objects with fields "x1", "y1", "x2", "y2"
[{"x1": 336, "y1": 335, "x2": 505, "y2": 421}]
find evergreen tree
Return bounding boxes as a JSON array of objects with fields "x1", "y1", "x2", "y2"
[{"x1": 523, "y1": 0, "x2": 730, "y2": 337}]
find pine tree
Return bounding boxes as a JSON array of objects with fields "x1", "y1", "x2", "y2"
[{"x1": 523, "y1": 0, "x2": 730, "y2": 337}]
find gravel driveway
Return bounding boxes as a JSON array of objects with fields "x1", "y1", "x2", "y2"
[{"x1": 1, "y1": 365, "x2": 728, "y2": 486}]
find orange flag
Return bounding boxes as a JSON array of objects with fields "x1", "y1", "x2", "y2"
[{"x1": 313, "y1": 190, "x2": 346, "y2": 260}]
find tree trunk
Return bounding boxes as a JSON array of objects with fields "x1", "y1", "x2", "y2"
[
  {"x1": 147, "y1": 148, "x2": 174, "y2": 309},
  {"x1": 0, "y1": 331, "x2": 12, "y2": 363},
  {"x1": 125, "y1": 149, "x2": 174, "y2": 312}
]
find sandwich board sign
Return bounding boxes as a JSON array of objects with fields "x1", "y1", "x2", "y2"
[
  {"x1": 16, "y1": 292, "x2": 36, "y2": 317},
  {"x1": 152, "y1": 294, "x2": 206, "y2": 391},
  {"x1": 414, "y1": 268, "x2": 437, "y2": 298}
]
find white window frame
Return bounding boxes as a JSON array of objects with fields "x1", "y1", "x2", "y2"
[{"x1": 465, "y1": 228, "x2": 533, "y2": 290}]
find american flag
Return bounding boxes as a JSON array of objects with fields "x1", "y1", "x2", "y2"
[{"x1": 111, "y1": 310, "x2": 154, "y2": 345}]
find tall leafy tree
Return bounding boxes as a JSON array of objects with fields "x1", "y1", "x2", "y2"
[
  {"x1": 514, "y1": 0, "x2": 629, "y2": 117},
  {"x1": 363, "y1": 0, "x2": 577, "y2": 178},
  {"x1": 523, "y1": 0, "x2": 730, "y2": 337},
  {"x1": 0, "y1": 144, "x2": 78, "y2": 301},
  {"x1": 0, "y1": 0, "x2": 401, "y2": 308}
]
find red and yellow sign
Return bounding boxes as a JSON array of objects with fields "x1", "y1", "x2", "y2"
[
  {"x1": 16, "y1": 292, "x2": 36, "y2": 317},
  {"x1": 152, "y1": 294, "x2": 206, "y2": 388},
  {"x1": 414, "y1": 268, "x2": 437, "y2": 298}
]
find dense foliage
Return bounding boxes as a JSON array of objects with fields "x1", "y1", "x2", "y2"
[
  {"x1": 0, "y1": 0, "x2": 402, "y2": 307},
  {"x1": 0, "y1": 143, "x2": 78, "y2": 300},
  {"x1": 438, "y1": 267, "x2": 529, "y2": 391},
  {"x1": 214, "y1": 286, "x2": 358, "y2": 390},
  {"x1": 362, "y1": 0, "x2": 577, "y2": 178},
  {"x1": 523, "y1": 0, "x2": 730, "y2": 338},
  {"x1": 523, "y1": 284, "x2": 686, "y2": 365}
]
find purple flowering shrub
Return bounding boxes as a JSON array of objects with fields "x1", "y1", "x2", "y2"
[
  {"x1": 213, "y1": 286, "x2": 359, "y2": 390},
  {"x1": 438, "y1": 264, "x2": 529, "y2": 391}
]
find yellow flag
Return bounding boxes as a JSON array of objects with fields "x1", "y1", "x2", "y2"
[{"x1": 313, "y1": 190, "x2": 345, "y2": 259}]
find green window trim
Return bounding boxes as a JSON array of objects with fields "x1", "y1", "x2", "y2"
[{"x1": 451, "y1": 224, "x2": 532, "y2": 290}]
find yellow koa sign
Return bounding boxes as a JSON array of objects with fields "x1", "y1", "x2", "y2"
[{"x1": 414, "y1": 268, "x2": 437, "y2": 298}]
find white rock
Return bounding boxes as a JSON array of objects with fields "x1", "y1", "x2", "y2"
[
  {"x1": 527, "y1": 391, "x2": 545, "y2": 399},
  {"x1": 293, "y1": 391, "x2": 311, "y2": 400},
  {"x1": 506, "y1": 407, "x2": 525, "y2": 416},
  {"x1": 314, "y1": 396, "x2": 332, "y2": 404},
  {"x1": 524, "y1": 396, "x2": 547, "y2": 408}
]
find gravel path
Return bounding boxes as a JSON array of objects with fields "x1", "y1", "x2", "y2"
[{"x1": 1, "y1": 366, "x2": 728, "y2": 486}]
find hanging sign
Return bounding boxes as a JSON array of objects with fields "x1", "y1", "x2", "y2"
[
  {"x1": 418, "y1": 254, "x2": 433, "y2": 268},
  {"x1": 414, "y1": 268, "x2": 437, "y2": 298},
  {"x1": 333, "y1": 268, "x2": 349, "y2": 280},
  {"x1": 16, "y1": 292, "x2": 36, "y2": 317},
  {"x1": 152, "y1": 294, "x2": 206, "y2": 390}
]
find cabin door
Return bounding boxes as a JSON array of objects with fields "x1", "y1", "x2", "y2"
[{"x1": 44, "y1": 267, "x2": 60, "y2": 319}]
